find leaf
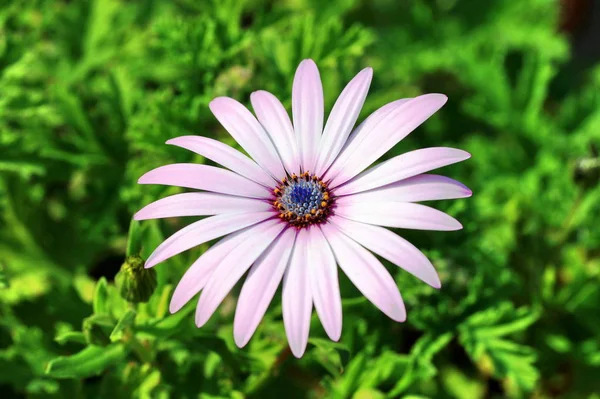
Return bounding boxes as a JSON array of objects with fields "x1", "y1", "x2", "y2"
[
  {"x1": 93, "y1": 278, "x2": 109, "y2": 315},
  {"x1": 55, "y1": 331, "x2": 87, "y2": 345},
  {"x1": 45, "y1": 344, "x2": 129, "y2": 379},
  {"x1": 458, "y1": 303, "x2": 540, "y2": 394},
  {"x1": 308, "y1": 337, "x2": 350, "y2": 375},
  {"x1": 110, "y1": 309, "x2": 137, "y2": 342}
]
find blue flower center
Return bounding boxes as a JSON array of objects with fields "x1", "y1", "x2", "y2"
[
  {"x1": 273, "y1": 172, "x2": 332, "y2": 228},
  {"x1": 280, "y1": 179, "x2": 324, "y2": 217}
]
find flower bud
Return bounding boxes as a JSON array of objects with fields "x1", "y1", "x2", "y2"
[
  {"x1": 82, "y1": 314, "x2": 114, "y2": 346},
  {"x1": 574, "y1": 157, "x2": 600, "y2": 189},
  {"x1": 115, "y1": 255, "x2": 157, "y2": 303}
]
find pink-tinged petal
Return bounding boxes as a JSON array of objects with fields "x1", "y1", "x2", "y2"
[
  {"x1": 324, "y1": 98, "x2": 410, "y2": 181},
  {"x1": 334, "y1": 202, "x2": 462, "y2": 231},
  {"x1": 329, "y1": 216, "x2": 441, "y2": 288},
  {"x1": 166, "y1": 136, "x2": 275, "y2": 187},
  {"x1": 282, "y1": 228, "x2": 313, "y2": 358},
  {"x1": 135, "y1": 192, "x2": 272, "y2": 220},
  {"x1": 328, "y1": 94, "x2": 448, "y2": 187},
  {"x1": 145, "y1": 212, "x2": 273, "y2": 268},
  {"x1": 138, "y1": 164, "x2": 271, "y2": 199},
  {"x1": 251, "y1": 90, "x2": 299, "y2": 174},
  {"x1": 335, "y1": 148, "x2": 471, "y2": 195},
  {"x1": 336, "y1": 174, "x2": 472, "y2": 204},
  {"x1": 195, "y1": 219, "x2": 285, "y2": 327},
  {"x1": 169, "y1": 226, "x2": 257, "y2": 313},
  {"x1": 233, "y1": 228, "x2": 297, "y2": 347},
  {"x1": 293, "y1": 59, "x2": 323, "y2": 172},
  {"x1": 308, "y1": 227, "x2": 342, "y2": 341},
  {"x1": 321, "y1": 223, "x2": 406, "y2": 322},
  {"x1": 210, "y1": 97, "x2": 286, "y2": 179},
  {"x1": 314, "y1": 68, "x2": 373, "y2": 176}
]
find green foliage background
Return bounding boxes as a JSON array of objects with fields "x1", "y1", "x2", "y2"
[{"x1": 1, "y1": 0, "x2": 599, "y2": 397}]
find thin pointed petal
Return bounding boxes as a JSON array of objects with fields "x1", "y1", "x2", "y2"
[
  {"x1": 334, "y1": 202, "x2": 462, "y2": 231},
  {"x1": 145, "y1": 212, "x2": 272, "y2": 268},
  {"x1": 315, "y1": 68, "x2": 372, "y2": 176},
  {"x1": 282, "y1": 228, "x2": 312, "y2": 357},
  {"x1": 251, "y1": 90, "x2": 299, "y2": 174},
  {"x1": 335, "y1": 148, "x2": 471, "y2": 195},
  {"x1": 321, "y1": 223, "x2": 406, "y2": 322},
  {"x1": 195, "y1": 220, "x2": 285, "y2": 327},
  {"x1": 138, "y1": 164, "x2": 271, "y2": 198},
  {"x1": 210, "y1": 97, "x2": 286, "y2": 179},
  {"x1": 308, "y1": 227, "x2": 342, "y2": 341},
  {"x1": 234, "y1": 228, "x2": 296, "y2": 347},
  {"x1": 293, "y1": 59, "x2": 323, "y2": 172},
  {"x1": 135, "y1": 192, "x2": 272, "y2": 220},
  {"x1": 166, "y1": 136, "x2": 274, "y2": 187}
]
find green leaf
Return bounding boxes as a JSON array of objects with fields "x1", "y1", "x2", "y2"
[
  {"x1": 45, "y1": 344, "x2": 129, "y2": 379},
  {"x1": 110, "y1": 309, "x2": 137, "y2": 342},
  {"x1": 459, "y1": 303, "x2": 540, "y2": 394},
  {"x1": 55, "y1": 331, "x2": 87, "y2": 345},
  {"x1": 93, "y1": 278, "x2": 109, "y2": 315}
]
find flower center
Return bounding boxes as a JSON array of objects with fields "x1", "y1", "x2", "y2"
[{"x1": 273, "y1": 172, "x2": 332, "y2": 228}]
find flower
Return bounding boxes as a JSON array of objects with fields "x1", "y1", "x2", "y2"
[{"x1": 135, "y1": 59, "x2": 471, "y2": 357}]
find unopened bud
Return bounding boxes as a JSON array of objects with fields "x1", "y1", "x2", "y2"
[
  {"x1": 574, "y1": 157, "x2": 600, "y2": 189},
  {"x1": 83, "y1": 314, "x2": 114, "y2": 346},
  {"x1": 115, "y1": 255, "x2": 157, "y2": 303}
]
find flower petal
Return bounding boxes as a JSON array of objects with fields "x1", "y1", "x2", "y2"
[
  {"x1": 195, "y1": 219, "x2": 286, "y2": 327},
  {"x1": 145, "y1": 212, "x2": 273, "y2": 268},
  {"x1": 334, "y1": 147, "x2": 471, "y2": 195},
  {"x1": 251, "y1": 90, "x2": 299, "y2": 174},
  {"x1": 324, "y1": 98, "x2": 410, "y2": 181},
  {"x1": 321, "y1": 223, "x2": 405, "y2": 321},
  {"x1": 166, "y1": 136, "x2": 275, "y2": 187},
  {"x1": 314, "y1": 68, "x2": 373, "y2": 176},
  {"x1": 329, "y1": 216, "x2": 440, "y2": 288},
  {"x1": 334, "y1": 202, "x2": 462, "y2": 231},
  {"x1": 293, "y1": 59, "x2": 323, "y2": 172},
  {"x1": 328, "y1": 94, "x2": 448, "y2": 187},
  {"x1": 336, "y1": 174, "x2": 471, "y2": 204},
  {"x1": 138, "y1": 164, "x2": 271, "y2": 199},
  {"x1": 169, "y1": 225, "x2": 259, "y2": 313},
  {"x1": 135, "y1": 192, "x2": 272, "y2": 220},
  {"x1": 308, "y1": 227, "x2": 342, "y2": 341},
  {"x1": 210, "y1": 97, "x2": 286, "y2": 179},
  {"x1": 282, "y1": 228, "x2": 313, "y2": 358},
  {"x1": 233, "y1": 228, "x2": 297, "y2": 347}
]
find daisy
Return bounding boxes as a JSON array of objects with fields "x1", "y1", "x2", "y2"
[{"x1": 135, "y1": 59, "x2": 471, "y2": 357}]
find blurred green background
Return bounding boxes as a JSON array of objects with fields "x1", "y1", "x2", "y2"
[{"x1": 1, "y1": 0, "x2": 600, "y2": 398}]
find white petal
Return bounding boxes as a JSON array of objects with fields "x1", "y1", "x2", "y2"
[
  {"x1": 169, "y1": 225, "x2": 259, "y2": 313},
  {"x1": 329, "y1": 216, "x2": 440, "y2": 288},
  {"x1": 282, "y1": 228, "x2": 313, "y2": 358},
  {"x1": 233, "y1": 228, "x2": 297, "y2": 347},
  {"x1": 135, "y1": 192, "x2": 272, "y2": 220},
  {"x1": 328, "y1": 94, "x2": 447, "y2": 187},
  {"x1": 293, "y1": 59, "x2": 323, "y2": 172},
  {"x1": 320, "y1": 223, "x2": 406, "y2": 321},
  {"x1": 145, "y1": 212, "x2": 273, "y2": 268},
  {"x1": 334, "y1": 147, "x2": 471, "y2": 195},
  {"x1": 324, "y1": 98, "x2": 410, "y2": 181},
  {"x1": 336, "y1": 174, "x2": 472, "y2": 205},
  {"x1": 166, "y1": 136, "x2": 275, "y2": 187},
  {"x1": 334, "y1": 202, "x2": 462, "y2": 231},
  {"x1": 138, "y1": 164, "x2": 271, "y2": 199},
  {"x1": 314, "y1": 68, "x2": 372, "y2": 176},
  {"x1": 195, "y1": 219, "x2": 286, "y2": 327},
  {"x1": 308, "y1": 227, "x2": 342, "y2": 341},
  {"x1": 210, "y1": 97, "x2": 286, "y2": 179},
  {"x1": 251, "y1": 90, "x2": 299, "y2": 174}
]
